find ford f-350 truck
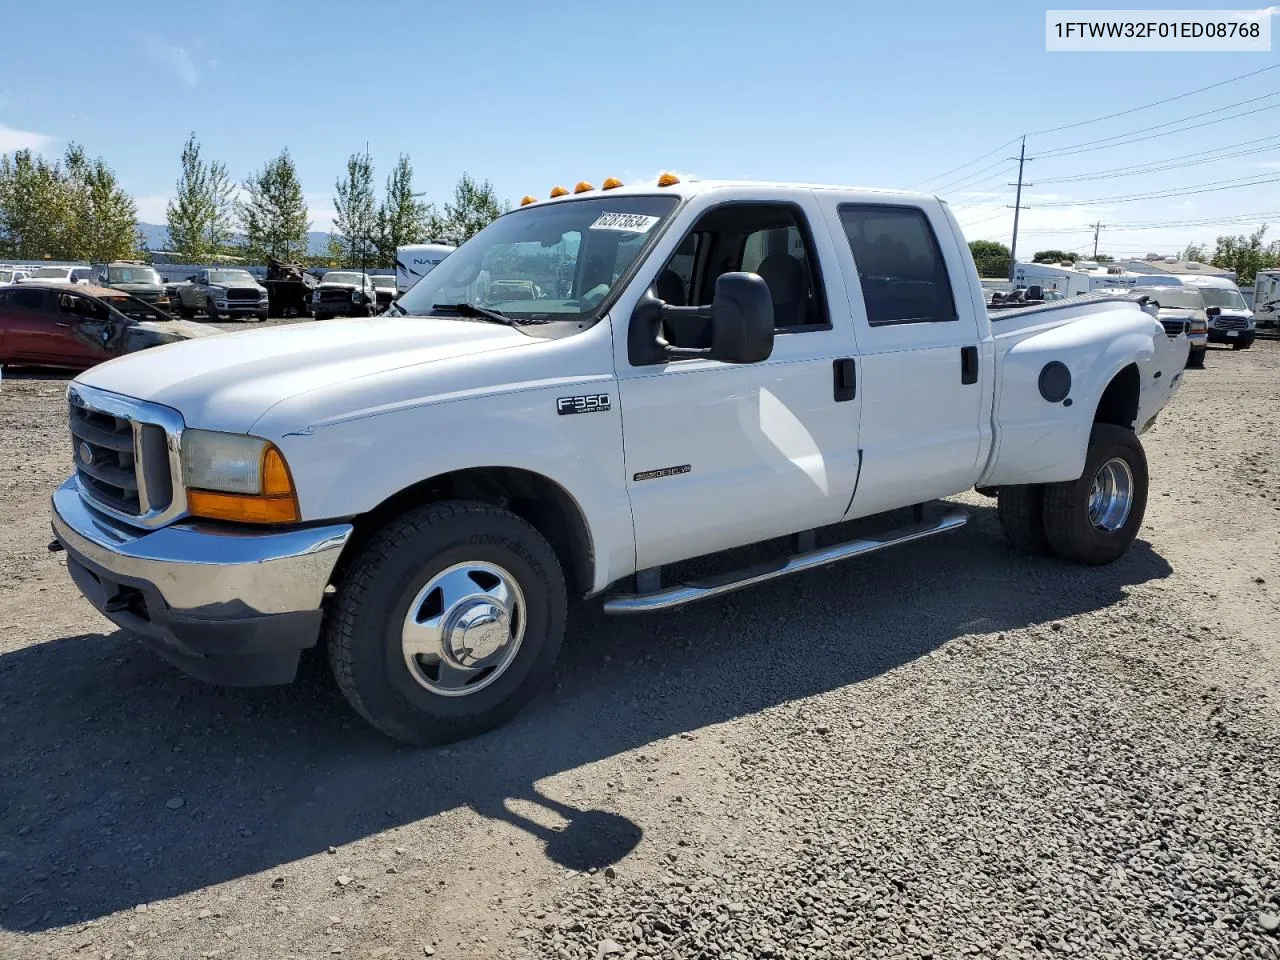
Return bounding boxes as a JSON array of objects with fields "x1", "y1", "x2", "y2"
[{"x1": 50, "y1": 177, "x2": 1187, "y2": 744}]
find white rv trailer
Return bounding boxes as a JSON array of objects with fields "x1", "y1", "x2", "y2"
[{"x1": 395, "y1": 242, "x2": 456, "y2": 294}]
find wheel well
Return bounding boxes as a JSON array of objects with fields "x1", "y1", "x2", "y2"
[
  {"x1": 1094, "y1": 363, "x2": 1140, "y2": 429},
  {"x1": 334, "y1": 468, "x2": 595, "y2": 597}
]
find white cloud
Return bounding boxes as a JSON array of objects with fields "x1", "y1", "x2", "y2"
[
  {"x1": 133, "y1": 193, "x2": 172, "y2": 224},
  {"x1": 0, "y1": 123, "x2": 53, "y2": 154},
  {"x1": 144, "y1": 36, "x2": 198, "y2": 86}
]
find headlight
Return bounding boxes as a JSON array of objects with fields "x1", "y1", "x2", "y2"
[
  {"x1": 181, "y1": 429, "x2": 299, "y2": 524},
  {"x1": 207, "y1": 285, "x2": 226, "y2": 296},
  {"x1": 351, "y1": 290, "x2": 362, "y2": 303},
  {"x1": 312, "y1": 291, "x2": 321, "y2": 302}
]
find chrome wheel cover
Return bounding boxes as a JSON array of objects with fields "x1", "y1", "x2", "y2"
[
  {"x1": 1088, "y1": 457, "x2": 1134, "y2": 532},
  {"x1": 401, "y1": 561, "x2": 525, "y2": 697}
]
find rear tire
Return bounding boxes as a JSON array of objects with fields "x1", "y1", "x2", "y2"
[
  {"x1": 1042, "y1": 424, "x2": 1148, "y2": 566},
  {"x1": 326, "y1": 501, "x2": 567, "y2": 745},
  {"x1": 997, "y1": 485, "x2": 1049, "y2": 555}
]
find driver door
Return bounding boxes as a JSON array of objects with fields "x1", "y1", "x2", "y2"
[{"x1": 614, "y1": 191, "x2": 863, "y2": 571}]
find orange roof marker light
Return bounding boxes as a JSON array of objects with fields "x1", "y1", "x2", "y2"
[
  {"x1": 657, "y1": 172, "x2": 680, "y2": 187},
  {"x1": 574, "y1": 180, "x2": 595, "y2": 194},
  {"x1": 602, "y1": 177, "x2": 623, "y2": 190},
  {"x1": 520, "y1": 195, "x2": 538, "y2": 206},
  {"x1": 549, "y1": 185, "x2": 570, "y2": 198}
]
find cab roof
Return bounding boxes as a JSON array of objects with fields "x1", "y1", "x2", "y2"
[{"x1": 514, "y1": 177, "x2": 937, "y2": 209}]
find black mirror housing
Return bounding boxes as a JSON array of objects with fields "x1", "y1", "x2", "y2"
[
  {"x1": 708, "y1": 272, "x2": 774, "y2": 364},
  {"x1": 628, "y1": 272, "x2": 774, "y2": 366},
  {"x1": 1205, "y1": 306, "x2": 1221, "y2": 317}
]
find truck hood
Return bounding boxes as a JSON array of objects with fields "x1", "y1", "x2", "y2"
[
  {"x1": 111, "y1": 282, "x2": 165, "y2": 294},
  {"x1": 76, "y1": 316, "x2": 533, "y2": 433},
  {"x1": 315, "y1": 281, "x2": 361, "y2": 291}
]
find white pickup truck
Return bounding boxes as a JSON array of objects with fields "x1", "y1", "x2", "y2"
[{"x1": 50, "y1": 177, "x2": 1188, "y2": 744}]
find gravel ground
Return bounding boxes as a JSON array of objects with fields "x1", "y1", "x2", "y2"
[{"x1": 0, "y1": 336, "x2": 1277, "y2": 960}]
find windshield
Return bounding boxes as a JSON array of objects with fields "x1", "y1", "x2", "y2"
[
  {"x1": 322, "y1": 272, "x2": 364, "y2": 285},
  {"x1": 371, "y1": 275, "x2": 395, "y2": 287},
  {"x1": 1135, "y1": 287, "x2": 1204, "y2": 311},
  {"x1": 1196, "y1": 286, "x2": 1248, "y2": 310},
  {"x1": 0, "y1": 270, "x2": 13, "y2": 283},
  {"x1": 395, "y1": 195, "x2": 680, "y2": 322},
  {"x1": 208, "y1": 270, "x2": 255, "y2": 284},
  {"x1": 108, "y1": 266, "x2": 161, "y2": 284},
  {"x1": 32, "y1": 267, "x2": 70, "y2": 278}
]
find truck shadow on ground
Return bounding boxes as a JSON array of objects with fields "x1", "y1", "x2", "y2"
[{"x1": 0, "y1": 504, "x2": 1173, "y2": 932}]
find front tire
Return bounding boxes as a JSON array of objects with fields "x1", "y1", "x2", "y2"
[
  {"x1": 1187, "y1": 348, "x2": 1206, "y2": 369},
  {"x1": 997, "y1": 485, "x2": 1049, "y2": 554},
  {"x1": 326, "y1": 501, "x2": 567, "y2": 745},
  {"x1": 1042, "y1": 424, "x2": 1148, "y2": 565}
]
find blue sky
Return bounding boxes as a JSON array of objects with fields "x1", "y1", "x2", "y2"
[{"x1": 1, "y1": 0, "x2": 1278, "y2": 259}]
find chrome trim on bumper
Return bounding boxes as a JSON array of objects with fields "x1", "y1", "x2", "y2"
[{"x1": 51, "y1": 478, "x2": 351, "y2": 617}]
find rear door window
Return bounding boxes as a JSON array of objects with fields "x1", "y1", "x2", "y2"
[
  {"x1": 10, "y1": 289, "x2": 45, "y2": 311},
  {"x1": 838, "y1": 204, "x2": 958, "y2": 325}
]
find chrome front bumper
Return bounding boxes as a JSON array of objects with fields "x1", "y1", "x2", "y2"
[{"x1": 51, "y1": 478, "x2": 352, "y2": 684}]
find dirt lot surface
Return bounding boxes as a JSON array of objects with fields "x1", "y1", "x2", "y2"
[{"x1": 1, "y1": 336, "x2": 1278, "y2": 960}]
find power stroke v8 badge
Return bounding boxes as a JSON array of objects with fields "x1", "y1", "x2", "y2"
[{"x1": 556, "y1": 394, "x2": 611, "y2": 415}]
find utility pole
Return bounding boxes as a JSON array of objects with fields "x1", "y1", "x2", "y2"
[
  {"x1": 1090, "y1": 221, "x2": 1105, "y2": 259},
  {"x1": 1007, "y1": 135, "x2": 1030, "y2": 282}
]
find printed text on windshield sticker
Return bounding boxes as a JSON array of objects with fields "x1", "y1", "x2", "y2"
[{"x1": 589, "y1": 213, "x2": 661, "y2": 233}]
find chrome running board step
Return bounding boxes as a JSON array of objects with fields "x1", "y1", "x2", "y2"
[{"x1": 603, "y1": 505, "x2": 969, "y2": 615}]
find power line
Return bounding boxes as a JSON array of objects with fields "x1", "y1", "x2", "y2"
[
  {"x1": 930, "y1": 160, "x2": 1018, "y2": 197},
  {"x1": 1026, "y1": 63, "x2": 1280, "y2": 137},
  {"x1": 1034, "y1": 135, "x2": 1280, "y2": 184},
  {"x1": 1033, "y1": 172, "x2": 1280, "y2": 207},
  {"x1": 1034, "y1": 98, "x2": 1280, "y2": 159},
  {"x1": 905, "y1": 137, "x2": 1021, "y2": 191}
]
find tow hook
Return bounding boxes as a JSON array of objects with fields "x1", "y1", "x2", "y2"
[{"x1": 47, "y1": 539, "x2": 65, "y2": 553}]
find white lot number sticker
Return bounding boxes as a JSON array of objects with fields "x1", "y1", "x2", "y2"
[{"x1": 589, "y1": 212, "x2": 660, "y2": 233}]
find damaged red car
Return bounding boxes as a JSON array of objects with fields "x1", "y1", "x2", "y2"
[{"x1": 0, "y1": 283, "x2": 217, "y2": 372}]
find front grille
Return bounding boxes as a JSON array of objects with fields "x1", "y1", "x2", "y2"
[
  {"x1": 69, "y1": 404, "x2": 141, "y2": 514},
  {"x1": 1215, "y1": 317, "x2": 1248, "y2": 330},
  {"x1": 319, "y1": 288, "x2": 351, "y2": 303},
  {"x1": 67, "y1": 387, "x2": 183, "y2": 527},
  {"x1": 376, "y1": 289, "x2": 394, "y2": 304},
  {"x1": 227, "y1": 287, "x2": 260, "y2": 302},
  {"x1": 1160, "y1": 319, "x2": 1189, "y2": 337}
]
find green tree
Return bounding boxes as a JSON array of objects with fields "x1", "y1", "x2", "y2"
[
  {"x1": 1206, "y1": 226, "x2": 1280, "y2": 285},
  {"x1": 0, "y1": 148, "x2": 75, "y2": 259},
  {"x1": 1032, "y1": 249, "x2": 1079, "y2": 264},
  {"x1": 968, "y1": 239, "x2": 1010, "y2": 278},
  {"x1": 1092, "y1": 253, "x2": 1113, "y2": 264},
  {"x1": 64, "y1": 144, "x2": 142, "y2": 261},
  {"x1": 375, "y1": 154, "x2": 436, "y2": 267},
  {"x1": 1179, "y1": 243, "x2": 1209, "y2": 263},
  {"x1": 440, "y1": 172, "x2": 506, "y2": 245},
  {"x1": 165, "y1": 133, "x2": 235, "y2": 261},
  {"x1": 334, "y1": 153, "x2": 378, "y2": 266},
  {"x1": 240, "y1": 148, "x2": 310, "y2": 262}
]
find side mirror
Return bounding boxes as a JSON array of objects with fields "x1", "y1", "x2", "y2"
[
  {"x1": 707, "y1": 272, "x2": 774, "y2": 363},
  {"x1": 1026, "y1": 284, "x2": 1044, "y2": 300},
  {"x1": 1205, "y1": 306, "x2": 1221, "y2": 317},
  {"x1": 628, "y1": 271, "x2": 774, "y2": 366},
  {"x1": 59, "y1": 294, "x2": 75, "y2": 312}
]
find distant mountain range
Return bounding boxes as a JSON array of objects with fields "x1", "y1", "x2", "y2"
[{"x1": 138, "y1": 223, "x2": 333, "y2": 257}]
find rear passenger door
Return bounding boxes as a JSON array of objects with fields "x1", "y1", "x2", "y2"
[
  {"x1": 1, "y1": 287, "x2": 55, "y2": 362},
  {"x1": 821, "y1": 199, "x2": 989, "y2": 517}
]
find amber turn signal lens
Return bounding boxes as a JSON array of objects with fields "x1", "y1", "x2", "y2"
[
  {"x1": 186, "y1": 490, "x2": 300, "y2": 524},
  {"x1": 573, "y1": 181, "x2": 594, "y2": 194},
  {"x1": 602, "y1": 177, "x2": 623, "y2": 190},
  {"x1": 520, "y1": 195, "x2": 537, "y2": 206},
  {"x1": 549, "y1": 185, "x2": 569, "y2": 198},
  {"x1": 657, "y1": 172, "x2": 680, "y2": 187}
]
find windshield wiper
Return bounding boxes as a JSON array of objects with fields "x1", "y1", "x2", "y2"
[{"x1": 432, "y1": 302, "x2": 518, "y2": 326}]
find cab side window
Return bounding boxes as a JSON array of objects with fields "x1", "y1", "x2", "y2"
[
  {"x1": 9, "y1": 289, "x2": 45, "y2": 311},
  {"x1": 653, "y1": 203, "x2": 828, "y2": 332},
  {"x1": 838, "y1": 204, "x2": 957, "y2": 325}
]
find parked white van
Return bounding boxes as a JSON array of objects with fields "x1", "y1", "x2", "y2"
[{"x1": 1179, "y1": 275, "x2": 1255, "y2": 350}]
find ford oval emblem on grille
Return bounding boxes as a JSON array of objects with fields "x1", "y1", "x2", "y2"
[{"x1": 78, "y1": 441, "x2": 93, "y2": 466}]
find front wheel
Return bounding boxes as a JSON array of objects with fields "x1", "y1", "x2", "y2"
[
  {"x1": 327, "y1": 501, "x2": 567, "y2": 745},
  {"x1": 1042, "y1": 424, "x2": 1148, "y2": 565},
  {"x1": 1187, "y1": 348, "x2": 1206, "y2": 369},
  {"x1": 1232, "y1": 341, "x2": 1249, "y2": 350}
]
